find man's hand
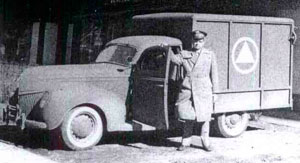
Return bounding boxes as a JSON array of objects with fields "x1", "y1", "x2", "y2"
[{"x1": 213, "y1": 94, "x2": 218, "y2": 103}]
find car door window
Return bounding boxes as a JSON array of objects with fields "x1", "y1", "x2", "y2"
[{"x1": 138, "y1": 47, "x2": 167, "y2": 76}]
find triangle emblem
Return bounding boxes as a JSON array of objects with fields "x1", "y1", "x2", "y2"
[{"x1": 235, "y1": 41, "x2": 255, "y2": 64}]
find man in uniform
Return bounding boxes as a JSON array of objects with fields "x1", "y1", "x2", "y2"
[{"x1": 170, "y1": 30, "x2": 219, "y2": 151}]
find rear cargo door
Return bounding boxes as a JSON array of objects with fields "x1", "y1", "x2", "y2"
[{"x1": 261, "y1": 24, "x2": 292, "y2": 108}]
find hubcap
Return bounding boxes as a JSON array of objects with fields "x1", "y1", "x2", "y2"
[
  {"x1": 225, "y1": 114, "x2": 241, "y2": 128},
  {"x1": 71, "y1": 114, "x2": 94, "y2": 139}
]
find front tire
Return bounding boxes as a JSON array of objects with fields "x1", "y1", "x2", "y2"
[
  {"x1": 61, "y1": 106, "x2": 104, "y2": 150},
  {"x1": 215, "y1": 112, "x2": 249, "y2": 138}
]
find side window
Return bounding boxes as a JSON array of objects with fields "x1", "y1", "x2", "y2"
[
  {"x1": 171, "y1": 46, "x2": 181, "y2": 55},
  {"x1": 139, "y1": 47, "x2": 167, "y2": 74}
]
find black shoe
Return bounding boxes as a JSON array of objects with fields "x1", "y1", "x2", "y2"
[
  {"x1": 125, "y1": 112, "x2": 133, "y2": 122},
  {"x1": 177, "y1": 145, "x2": 189, "y2": 151},
  {"x1": 203, "y1": 144, "x2": 214, "y2": 152},
  {"x1": 201, "y1": 138, "x2": 214, "y2": 152}
]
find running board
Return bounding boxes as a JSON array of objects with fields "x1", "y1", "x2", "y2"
[
  {"x1": 132, "y1": 120, "x2": 156, "y2": 131},
  {"x1": 117, "y1": 120, "x2": 156, "y2": 131}
]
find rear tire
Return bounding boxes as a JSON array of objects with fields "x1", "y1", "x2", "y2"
[
  {"x1": 215, "y1": 112, "x2": 249, "y2": 138},
  {"x1": 60, "y1": 106, "x2": 104, "y2": 150}
]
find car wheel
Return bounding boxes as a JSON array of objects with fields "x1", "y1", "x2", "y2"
[
  {"x1": 61, "y1": 106, "x2": 104, "y2": 150},
  {"x1": 216, "y1": 112, "x2": 249, "y2": 138}
]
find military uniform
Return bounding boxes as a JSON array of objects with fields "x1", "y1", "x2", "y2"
[
  {"x1": 171, "y1": 48, "x2": 219, "y2": 122},
  {"x1": 171, "y1": 30, "x2": 219, "y2": 151}
]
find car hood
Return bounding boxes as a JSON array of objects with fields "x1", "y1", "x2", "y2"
[
  {"x1": 22, "y1": 63, "x2": 130, "y2": 79},
  {"x1": 19, "y1": 63, "x2": 130, "y2": 92}
]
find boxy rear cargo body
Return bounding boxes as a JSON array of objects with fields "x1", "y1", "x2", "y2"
[{"x1": 133, "y1": 13, "x2": 295, "y2": 113}]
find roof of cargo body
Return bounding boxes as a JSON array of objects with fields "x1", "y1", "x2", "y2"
[{"x1": 133, "y1": 13, "x2": 294, "y2": 24}]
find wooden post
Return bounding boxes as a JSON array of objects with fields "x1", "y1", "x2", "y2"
[
  {"x1": 29, "y1": 22, "x2": 40, "y2": 65},
  {"x1": 43, "y1": 23, "x2": 58, "y2": 65},
  {"x1": 65, "y1": 24, "x2": 74, "y2": 64},
  {"x1": 0, "y1": 0, "x2": 4, "y2": 61}
]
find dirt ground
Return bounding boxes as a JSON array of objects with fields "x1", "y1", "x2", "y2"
[{"x1": 1, "y1": 117, "x2": 300, "y2": 163}]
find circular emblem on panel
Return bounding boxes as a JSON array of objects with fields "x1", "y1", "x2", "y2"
[{"x1": 232, "y1": 37, "x2": 259, "y2": 74}]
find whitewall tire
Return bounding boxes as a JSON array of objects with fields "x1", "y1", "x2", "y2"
[{"x1": 61, "y1": 106, "x2": 104, "y2": 150}]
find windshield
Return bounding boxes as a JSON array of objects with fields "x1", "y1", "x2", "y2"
[{"x1": 95, "y1": 45, "x2": 136, "y2": 66}]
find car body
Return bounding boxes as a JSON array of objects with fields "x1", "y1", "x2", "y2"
[
  {"x1": 10, "y1": 35, "x2": 182, "y2": 150},
  {"x1": 3, "y1": 12, "x2": 296, "y2": 151}
]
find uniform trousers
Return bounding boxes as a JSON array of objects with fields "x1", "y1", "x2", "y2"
[{"x1": 181, "y1": 120, "x2": 210, "y2": 146}]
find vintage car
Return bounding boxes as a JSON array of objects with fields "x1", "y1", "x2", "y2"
[
  {"x1": 4, "y1": 36, "x2": 186, "y2": 150},
  {"x1": 3, "y1": 13, "x2": 295, "y2": 151}
]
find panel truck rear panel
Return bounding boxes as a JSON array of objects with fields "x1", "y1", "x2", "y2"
[{"x1": 133, "y1": 13, "x2": 295, "y2": 113}]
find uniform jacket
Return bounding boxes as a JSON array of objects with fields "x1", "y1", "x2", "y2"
[{"x1": 170, "y1": 48, "x2": 219, "y2": 122}]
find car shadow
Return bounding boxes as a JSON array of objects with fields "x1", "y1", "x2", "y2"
[
  {"x1": 0, "y1": 124, "x2": 182, "y2": 150},
  {"x1": 100, "y1": 129, "x2": 183, "y2": 148},
  {"x1": 246, "y1": 126, "x2": 262, "y2": 131},
  {"x1": 100, "y1": 124, "x2": 262, "y2": 148},
  {"x1": 0, "y1": 125, "x2": 25, "y2": 145},
  {"x1": 0, "y1": 124, "x2": 264, "y2": 151},
  {"x1": 0, "y1": 125, "x2": 63, "y2": 150}
]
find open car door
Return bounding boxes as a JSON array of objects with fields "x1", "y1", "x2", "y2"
[{"x1": 132, "y1": 46, "x2": 171, "y2": 130}]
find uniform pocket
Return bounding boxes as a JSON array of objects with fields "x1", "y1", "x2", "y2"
[{"x1": 177, "y1": 100, "x2": 196, "y2": 120}]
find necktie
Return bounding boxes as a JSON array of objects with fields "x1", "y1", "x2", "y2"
[{"x1": 191, "y1": 52, "x2": 199, "y2": 64}]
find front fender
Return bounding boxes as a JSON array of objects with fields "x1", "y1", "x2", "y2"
[{"x1": 43, "y1": 84, "x2": 126, "y2": 131}]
